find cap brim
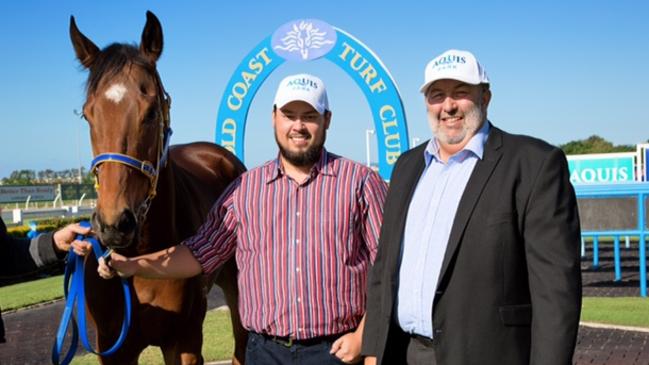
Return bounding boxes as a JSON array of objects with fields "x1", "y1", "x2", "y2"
[
  {"x1": 419, "y1": 77, "x2": 488, "y2": 93},
  {"x1": 419, "y1": 81, "x2": 434, "y2": 93},
  {"x1": 275, "y1": 98, "x2": 325, "y2": 114}
]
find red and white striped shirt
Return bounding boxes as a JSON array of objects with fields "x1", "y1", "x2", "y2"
[{"x1": 184, "y1": 150, "x2": 387, "y2": 339}]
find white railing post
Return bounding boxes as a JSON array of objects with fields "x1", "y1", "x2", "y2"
[
  {"x1": 365, "y1": 129, "x2": 375, "y2": 168},
  {"x1": 12, "y1": 208, "x2": 22, "y2": 224}
]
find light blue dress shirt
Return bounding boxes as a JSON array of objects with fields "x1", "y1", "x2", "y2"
[{"x1": 396, "y1": 121, "x2": 490, "y2": 338}]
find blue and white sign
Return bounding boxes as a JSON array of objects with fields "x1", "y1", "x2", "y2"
[
  {"x1": 215, "y1": 19, "x2": 408, "y2": 180},
  {"x1": 272, "y1": 19, "x2": 336, "y2": 62},
  {"x1": 568, "y1": 153, "x2": 636, "y2": 184}
]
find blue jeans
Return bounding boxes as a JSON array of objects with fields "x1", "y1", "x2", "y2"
[{"x1": 246, "y1": 332, "x2": 347, "y2": 365}]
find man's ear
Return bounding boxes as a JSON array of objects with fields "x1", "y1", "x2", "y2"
[
  {"x1": 324, "y1": 111, "x2": 332, "y2": 130},
  {"x1": 271, "y1": 108, "x2": 278, "y2": 129},
  {"x1": 481, "y1": 88, "x2": 492, "y2": 109}
]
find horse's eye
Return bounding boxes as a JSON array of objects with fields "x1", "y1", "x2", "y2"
[
  {"x1": 80, "y1": 106, "x2": 92, "y2": 123},
  {"x1": 144, "y1": 106, "x2": 158, "y2": 123},
  {"x1": 140, "y1": 84, "x2": 149, "y2": 95}
]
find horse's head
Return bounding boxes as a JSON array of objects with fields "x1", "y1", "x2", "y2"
[{"x1": 70, "y1": 11, "x2": 171, "y2": 249}]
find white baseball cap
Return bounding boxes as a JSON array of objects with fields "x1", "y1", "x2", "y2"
[
  {"x1": 274, "y1": 73, "x2": 329, "y2": 114},
  {"x1": 419, "y1": 49, "x2": 489, "y2": 93}
]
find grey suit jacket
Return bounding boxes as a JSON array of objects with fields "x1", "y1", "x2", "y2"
[{"x1": 362, "y1": 126, "x2": 582, "y2": 365}]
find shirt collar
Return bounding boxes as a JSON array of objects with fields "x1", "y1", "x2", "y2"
[
  {"x1": 265, "y1": 148, "x2": 336, "y2": 183},
  {"x1": 424, "y1": 120, "x2": 491, "y2": 166}
]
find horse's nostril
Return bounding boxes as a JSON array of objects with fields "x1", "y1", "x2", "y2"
[{"x1": 117, "y1": 210, "x2": 137, "y2": 234}]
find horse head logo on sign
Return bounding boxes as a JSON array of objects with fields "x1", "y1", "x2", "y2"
[
  {"x1": 215, "y1": 19, "x2": 409, "y2": 180},
  {"x1": 273, "y1": 20, "x2": 336, "y2": 61}
]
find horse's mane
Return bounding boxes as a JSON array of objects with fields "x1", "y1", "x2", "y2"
[{"x1": 86, "y1": 43, "x2": 156, "y2": 94}]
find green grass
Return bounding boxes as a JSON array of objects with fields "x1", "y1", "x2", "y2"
[
  {"x1": 581, "y1": 297, "x2": 649, "y2": 328},
  {"x1": 70, "y1": 308, "x2": 234, "y2": 364},
  {"x1": 0, "y1": 275, "x2": 63, "y2": 311}
]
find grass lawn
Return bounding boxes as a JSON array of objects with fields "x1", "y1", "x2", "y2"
[
  {"x1": 581, "y1": 297, "x2": 649, "y2": 328},
  {"x1": 71, "y1": 308, "x2": 234, "y2": 364},
  {"x1": 0, "y1": 275, "x2": 63, "y2": 311}
]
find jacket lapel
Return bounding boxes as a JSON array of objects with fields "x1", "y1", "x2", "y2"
[{"x1": 437, "y1": 127, "x2": 504, "y2": 286}]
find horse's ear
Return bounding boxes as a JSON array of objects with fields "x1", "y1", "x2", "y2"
[
  {"x1": 69, "y1": 15, "x2": 100, "y2": 69},
  {"x1": 140, "y1": 11, "x2": 163, "y2": 64}
]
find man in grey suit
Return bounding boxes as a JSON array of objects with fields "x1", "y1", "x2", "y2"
[{"x1": 362, "y1": 49, "x2": 582, "y2": 364}]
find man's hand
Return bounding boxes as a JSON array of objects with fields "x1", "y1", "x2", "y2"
[
  {"x1": 52, "y1": 223, "x2": 92, "y2": 256},
  {"x1": 330, "y1": 330, "x2": 363, "y2": 364},
  {"x1": 98, "y1": 245, "x2": 202, "y2": 280},
  {"x1": 97, "y1": 252, "x2": 135, "y2": 279}
]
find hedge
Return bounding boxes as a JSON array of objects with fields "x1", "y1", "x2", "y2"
[{"x1": 6, "y1": 216, "x2": 89, "y2": 238}]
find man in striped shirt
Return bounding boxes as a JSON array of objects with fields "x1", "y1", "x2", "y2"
[{"x1": 100, "y1": 73, "x2": 388, "y2": 364}]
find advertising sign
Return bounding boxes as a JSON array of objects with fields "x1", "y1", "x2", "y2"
[
  {"x1": 0, "y1": 185, "x2": 56, "y2": 203},
  {"x1": 568, "y1": 153, "x2": 635, "y2": 184}
]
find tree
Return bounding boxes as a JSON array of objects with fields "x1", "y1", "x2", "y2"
[
  {"x1": 3, "y1": 169, "x2": 36, "y2": 185},
  {"x1": 559, "y1": 135, "x2": 635, "y2": 155},
  {"x1": 1, "y1": 168, "x2": 94, "y2": 185}
]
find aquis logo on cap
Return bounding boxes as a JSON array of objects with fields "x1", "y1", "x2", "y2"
[
  {"x1": 286, "y1": 76, "x2": 319, "y2": 90},
  {"x1": 420, "y1": 49, "x2": 489, "y2": 91},
  {"x1": 431, "y1": 53, "x2": 467, "y2": 70}
]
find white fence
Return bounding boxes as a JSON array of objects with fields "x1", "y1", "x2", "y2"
[{"x1": 5, "y1": 206, "x2": 95, "y2": 224}]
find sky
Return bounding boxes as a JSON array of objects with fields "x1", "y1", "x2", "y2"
[{"x1": 0, "y1": 0, "x2": 647, "y2": 179}]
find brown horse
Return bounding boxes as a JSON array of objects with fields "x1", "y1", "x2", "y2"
[{"x1": 69, "y1": 11, "x2": 247, "y2": 365}]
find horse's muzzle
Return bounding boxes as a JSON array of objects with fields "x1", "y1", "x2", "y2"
[{"x1": 92, "y1": 210, "x2": 138, "y2": 249}]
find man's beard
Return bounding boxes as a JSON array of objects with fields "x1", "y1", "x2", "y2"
[
  {"x1": 275, "y1": 132, "x2": 325, "y2": 167},
  {"x1": 429, "y1": 102, "x2": 484, "y2": 145}
]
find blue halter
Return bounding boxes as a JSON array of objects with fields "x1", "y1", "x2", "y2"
[
  {"x1": 51, "y1": 221, "x2": 132, "y2": 365},
  {"x1": 90, "y1": 126, "x2": 172, "y2": 187}
]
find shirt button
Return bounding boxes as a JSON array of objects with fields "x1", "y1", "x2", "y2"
[
  {"x1": 296, "y1": 212, "x2": 300, "y2": 217},
  {"x1": 295, "y1": 239, "x2": 300, "y2": 243},
  {"x1": 296, "y1": 267, "x2": 300, "y2": 272},
  {"x1": 297, "y1": 297, "x2": 301, "y2": 303}
]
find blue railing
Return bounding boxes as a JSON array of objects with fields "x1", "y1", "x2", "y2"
[{"x1": 574, "y1": 182, "x2": 649, "y2": 296}]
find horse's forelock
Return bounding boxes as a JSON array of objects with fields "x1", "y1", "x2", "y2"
[{"x1": 86, "y1": 43, "x2": 155, "y2": 95}]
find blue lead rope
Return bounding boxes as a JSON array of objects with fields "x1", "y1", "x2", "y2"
[{"x1": 51, "y1": 221, "x2": 132, "y2": 365}]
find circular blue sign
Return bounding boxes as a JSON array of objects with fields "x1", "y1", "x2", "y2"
[{"x1": 271, "y1": 19, "x2": 337, "y2": 62}]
